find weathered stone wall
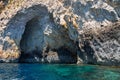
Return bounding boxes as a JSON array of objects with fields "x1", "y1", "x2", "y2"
[{"x1": 0, "y1": 0, "x2": 120, "y2": 66}]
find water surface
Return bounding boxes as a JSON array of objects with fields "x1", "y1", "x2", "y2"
[{"x1": 0, "y1": 63, "x2": 120, "y2": 80}]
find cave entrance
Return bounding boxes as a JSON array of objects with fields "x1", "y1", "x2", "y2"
[
  {"x1": 19, "y1": 13, "x2": 78, "y2": 63},
  {"x1": 19, "y1": 17, "x2": 44, "y2": 62},
  {"x1": 4, "y1": 4, "x2": 77, "y2": 63}
]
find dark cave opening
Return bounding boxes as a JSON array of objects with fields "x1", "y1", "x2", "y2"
[
  {"x1": 19, "y1": 15, "x2": 78, "y2": 63},
  {"x1": 19, "y1": 16, "x2": 44, "y2": 62}
]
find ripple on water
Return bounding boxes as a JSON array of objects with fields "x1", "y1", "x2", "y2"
[{"x1": 0, "y1": 63, "x2": 120, "y2": 80}]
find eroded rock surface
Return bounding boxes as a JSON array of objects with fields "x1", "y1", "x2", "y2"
[{"x1": 0, "y1": 0, "x2": 120, "y2": 66}]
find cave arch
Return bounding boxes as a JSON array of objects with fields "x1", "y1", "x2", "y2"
[
  {"x1": 4, "y1": 4, "x2": 78, "y2": 63},
  {"x1": 19, "y1": 16, "x2": 44, "y2": 62},
  {"x1": 4, "y1": 4, "x2": 49, "y2": 48},
  {"x1": 3, "y1": 4, "x2": 50, "y2": 62},
  {"x1": 20, "y1": 16, "x2": 44, "y2": 54}
]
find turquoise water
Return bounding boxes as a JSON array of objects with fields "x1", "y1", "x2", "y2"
[{"x1": 0, "y1": 63, "x2": 120, "y2": 80}]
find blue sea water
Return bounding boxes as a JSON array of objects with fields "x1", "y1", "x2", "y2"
[{"x1": 0, "y1": 63, "x2": 120, "y2": 80}]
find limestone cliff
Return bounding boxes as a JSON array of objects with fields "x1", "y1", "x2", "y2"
[{"x1": 0, "y1": 0, "x2": 120, "y2": 66}]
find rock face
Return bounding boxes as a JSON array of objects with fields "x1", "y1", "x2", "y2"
[{"x1": 0, "y1": 0, "x2": 120, "y2": 66}]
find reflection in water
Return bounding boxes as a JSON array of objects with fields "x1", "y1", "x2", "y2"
[{"x1": 0, "y1": 63, "x2": 120, "y2": 80}]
